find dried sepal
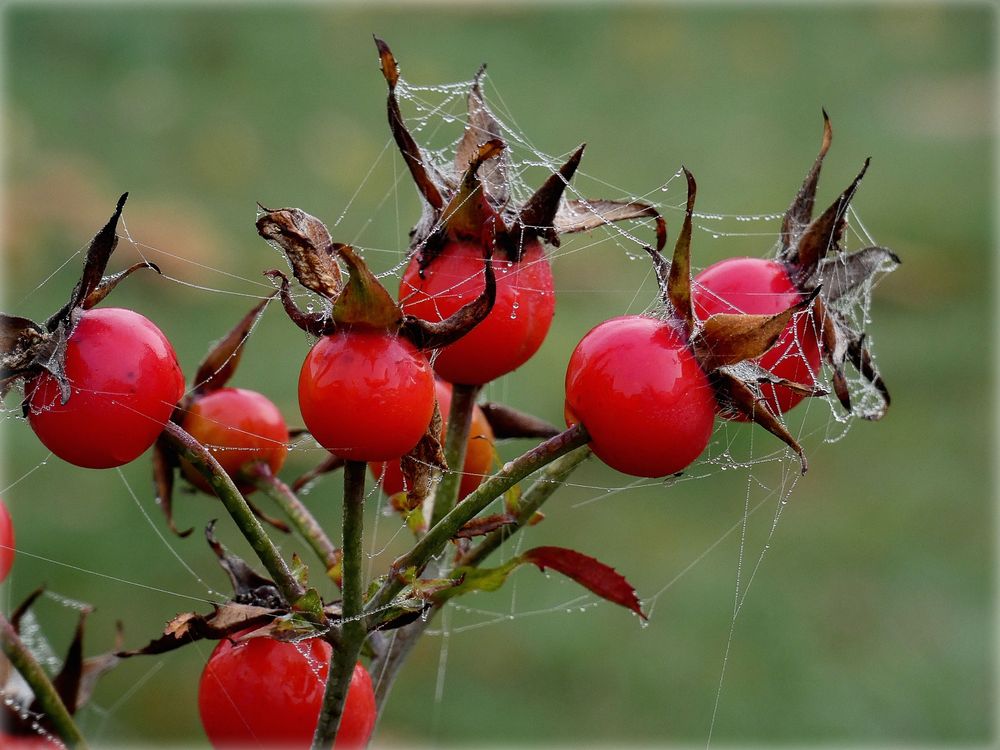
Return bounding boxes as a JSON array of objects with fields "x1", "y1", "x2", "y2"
[
  {"x1": 330, "y1": 244, "x2": 403, "y2": 328},
  {"x1": 790, "y1": 158, "x2": 870, "y2": 282},
  {"x1": 553, "y1": 199, "x2": 668, "y2": 254},
  {"x1": 711, "y1": 369, "x2": 808, "y2": 473},
  {"x1": 255, "y1": 206, "x2": 342, "y2": 299},
  {"x1": 479, "y1": 401, "x2": 561, "y2": 439},
  {"x1": 452, "y1": 65, "x2": 509, "y2": 207},
  {"x1": 816, "y1": 245, "x2": 900, "y2": 304},
  {"x1": 205, "y1": 520, "x2": 284, "y2": 608},
  {"x1": 263, "y1": 269, "x2": 331, "y2": 336},
  {"x1": 83, "y1": 261, "x2": 161, "y2": 309},
  {"x1": 244, "y1": 494, "x2": 292, "y2": 535},
  {"x1": 779, "y1": 110, "x2": 832, "y2": 257},
  {"x1": 152, "y1": 437, "x2": 191, "y2": 537},
  {"x1": 398, "y1": 247, "x2": 497, "y2": 351},
  {"x1": 454, "y1": 513, "x2": 516, "y2": 539},
  {"x1": 0, "y1": 315, "x2": 56, "y2": 398},
  {"x1": 511, "y1": 144, "x2": 585, "y2": 251},
  {"x1": 398, "y1": 400, "x2": 446, "y2": 513},
  {"x1": 666, "y1": 167, "x2": 697, "y2": 335},
  {"x1": 193, "y1": 296, "x2": 273, "y2": 396},
  {"x1": 439, "y1": 139, "x2": 506, "y2": 244},
  {"x1": 64, "y1": 192, "x2": 129, "y2": 314},
  {"x1": 691, "y1": 287, "x2": 821, "y2": 372},
  {"x1": 718, "y1": 360, "x2": 828, "y2": 399},
  {"x1": 374, "y1": 36, "x2": 445, "y2": 211}
]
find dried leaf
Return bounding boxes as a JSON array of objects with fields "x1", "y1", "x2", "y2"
[
  {"x1": 779, "y1": 110, "x2": 832, "y2": 258},
  {"x1": 666, "y1": 167, "x2": 697, "y2": 335},
  {"x1": 691, "y1": 287, "x2": 820, "y2": 372},
  {"x1": 263, "y1": 268, "x2": 330, "y2": 336},
  {"x1": 453, "y1": 66, "x2": 509, "y2": 208},
  {"x1": 76, "y1": 623, "x2": 122, "y2": 709},
  {"x1": 454, "y1": 513, "x2": 517, "y2": 539},
  {"x1": 152, "y1": 437, "x2": 191, "y2": 537},
  {"x1": 712, "y1": 370, "x2": 808, "y2": 473},
  {"x1": 521, "y1": 546, "x2": 646, "y2": 619},
  {"x1": 0, "y1": 314, "x2": 49, "y2": 381},
  {"x1": 791, "y1": 158, "x2": 870, "y2": 280},
  {"x1": 331, "y1": 244, "x2": 404, "y2": 328},
  {"x1": 256, "y1": 206, "x2": 342, "y2": 299},
  {"x1": 716, "y1": 360, "x2": 828, "y2": 398},
  {"x1": 816, "y1": 245, "x2": 900, "y2": 303},
  {"x1": 399, "y1": 400, "x2": 445, "y2": 512},
  {"x1": 479, "y1": 402, "x2": 560, "y2": 439},
  {"x1": 117, "y1": 604, "x2": 278, "y2": 657},
  {"x1": 193, "y1": 296, "x2": 273, "y2": 395},
  {"x1": 47, "y1": 610, "x2": 88, "y2": 716},
  {"x1": 511, "y1": 144, "x2": 585, "y2": 251},
  {"x1": 205, "y1": 521, "x2": 284, "y2": 608},
  {"x1": 375, "y1": 37, "x2": 444, "y2": 211}
]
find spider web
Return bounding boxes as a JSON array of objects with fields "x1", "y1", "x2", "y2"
[{"x1": 0, "y1": 64, "x2": 895, "y2": 748}]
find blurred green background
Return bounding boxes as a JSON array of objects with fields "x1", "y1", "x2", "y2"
[{"x1": 1, "y1": 3, "x2": 993, "y2": 747}]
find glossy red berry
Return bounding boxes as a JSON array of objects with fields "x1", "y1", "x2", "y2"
[
  {"x1": 693, "y1": 257, "x2": 821, "y2": 416},
  {"x1": 0, "y1": 497, "x2": 14, "y2": 582},
  {"x1": 369, "y1": 379, "x2": 495, "y2": 499},
  {"x1": 400, "y1": 239, "x2": 555, "y2": 385},
  {"x1": 198, "y1": 635, "x2": 375, "y2": 749},
  {"x1": 298, "y1": 328, "x2": 435, "y2": 461},
  {"x1": 181, "y1": 388, "x2": 289, "y2": 493},
  {"x1": 565, "y1": 316, "x2": 716, "y2": 477},
  {"x1": 26, "y1": 307, "x2": 185, "y2": 469}
]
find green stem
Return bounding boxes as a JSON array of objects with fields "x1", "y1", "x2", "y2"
[
  {"x1": 458, "y1": 445, "x2": 592, "y2": 569},
  {"x1": 430, "y1": 383, "x2": 481, "y2": 529},
  {"x1": 0, "y1": 613, "x2": 88, "y2": 749},
  {"x1": 312, "y1": 461, "x2": 368, "y2": 750},
  {"x1": 248, "y1": 464, "x2": 344, "y2": 588},
  {"x1": 162, "y1": 421, "x2": 305, "y2": 606},
  {"x1": 364, "y1": 424, "x2": 590, "y2": 622}
]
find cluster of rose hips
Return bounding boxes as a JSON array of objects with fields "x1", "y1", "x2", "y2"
[{"x1": 0, "y1": 39, "x2": 896, "y2": 749}]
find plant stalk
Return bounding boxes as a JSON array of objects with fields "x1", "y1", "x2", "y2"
[
  {"x1": 248, "y1": 464, "x2": 344, "y2": 587},
  {"x1": 311, "y1": 460, "x2": 368, "y2": 749},
  {"x1": 429, "y1": 383, "x2": 481, "y2": 529},
  {"x1": 0, "y1": 613, "x2": 88, "y2": 749},
  {"x1": 364, "y1": 424, "x2": 590, "y2": 623},
  {"x1": 162, "y1": 421, "x2": 305, "y2": 606}
]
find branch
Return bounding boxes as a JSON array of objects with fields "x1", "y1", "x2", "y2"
[
  {"x1": 162, "y1": 422, "x2": 305, "y2": 606},
  {"x1": 1, "y1": 613, "x2": 89, "y2": 749}
]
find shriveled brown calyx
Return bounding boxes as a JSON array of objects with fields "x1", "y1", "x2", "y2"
[
  {"x1": 152, "y1": 296, "x2": 290, "y2": 538},
  {"x1": 2, "y1": 588, "x2": 122, "y2": 738},
  {"x1": 373, "y1": 38, "x2": 667, "y2": 270},
  {"x1": 774, "y1": 111, "x2": 900, "y2": 419},
  {"x1": 647, "y1": 168, "x2": 825, "y2": 473},
  {"x1": 0, "y1": 193, "x2": 160, "y2": 403}
]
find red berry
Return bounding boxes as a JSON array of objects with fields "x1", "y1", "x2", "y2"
[
  {"x1": 298, "y1": 328, "x2": 435, "y2": 461},
  {"x1": 180, "y1": 388, "x2": 289, "y2": 493},
  {"x1": 693, "y1": 257, "x2": 821, "y2": 416},
  {"x1": 198, "y1": 635, "x2": 375, "y2": 749},
  {"x1": 565, "y1": 316, "x2": 716, "y2": 477},
  {"x1": 0, "y1": 498, "x2": 14, "y2": 582},
  {"x1": 400, "y1": 240, "x2": 555, "y2": 385},
  {"x1": 369, "y1": 379, "x2": 495, "y2": 499},
  {"x1": 26, "y1": 307, "x2": 185, "y2": 469}
]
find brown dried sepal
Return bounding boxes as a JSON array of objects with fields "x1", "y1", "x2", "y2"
[
  {"x1": 454, "y1": 513, "x2": 517, "y2": 539},
  {"x1": 439, "y1": 139, "x2": 506, "y2": 243},
  {"x1": 152, "y1": 435, "x2": 191, "y2": 537},
  {"x1": 452, "y1": 65, "x2": 509, "y2": 207},
  {"x1": 264, "y1": 268, "x2": 331, "y2": 336},
  {"x1": 510, "y1": 144, "x2": 585, "y2": 252},
  {"x1": 331, "y1": 244, "x2": 404, "y2": 329},
  {"x1": 256, "y1": 206, "x2": 342, "y2": 299},
  {"x1": 193, "y1": 296, "x2": 274, "y2": 396},
  {"x1": 398, "y1": 400, "x2": 446, "y2": 512},
  {"x1": 479, "y1": 401, "x2": 561, "y2": 439},
  {"x1": 205, "y1": 520, "x2": 285, "y2": 608}
]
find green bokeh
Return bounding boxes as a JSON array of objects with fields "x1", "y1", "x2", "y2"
[{"x1": 2, "y1": 3, "x2": 993, "y2": 746}]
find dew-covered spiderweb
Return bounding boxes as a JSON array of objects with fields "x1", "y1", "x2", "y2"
[{"x1": 1, "y1": 64, "x2": 896, "y2": 747}]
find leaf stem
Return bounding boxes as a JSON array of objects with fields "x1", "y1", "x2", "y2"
[
  {"x1": 311, "y1": 460, "x2": 368, "y2": 749},
  {"x1": 247, "y1": 464, "x2": 344, "y2": 587},
  {"x1": 364, "y1": 424, "x2": 590, "y2": 622},
  {"x1": 162, "y1": 421, "x2": 305, "y2": 606},
  {"x1": 430, "y1": 383, "x2": 480, "y2": 529},
  {"x1": 0, "y1": 613, "x2": 88, "y2": 749}
]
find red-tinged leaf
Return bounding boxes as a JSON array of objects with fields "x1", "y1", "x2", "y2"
[
  {"x1": 256, "y1": 206, "x2": 342, "y2": 299},
  {"x1": 454, "y1": 513, "x2": 517, "y2": 539},
  {"x1": 520, "y1": 546, "x2": 646, "y2": 619},
  {"x1": 193, "y1": 296, "x2": 273, "y2": 395},
  {"x1": 331, "y1": 244, "x2": 403, "y2": 329}
]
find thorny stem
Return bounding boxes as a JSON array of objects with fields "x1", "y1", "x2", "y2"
[
  {"x1": 247, "y1": 464, "x2": 344, "y2": 588},
  {"x1": 312, "y1": 461, "x2": 367, "y2": 750},
  {"x1": 0, "y1": 613, "x2": 89, "y2": 749},
  {"x1": 459, "y1": 445, "x2": 593, "y2": 568},
  {"x1": 429, "y1": 383, "x2": 481, "y2": 529},
  {"x1": 369, "y1": 443, "x2": 593, "y2": 710},
  {"x1": 364, "y1": 424, "x2": 590, "y2": 623},
  {"x1": 162, "y1": 422, "x2": 305, "y2": 606}
]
